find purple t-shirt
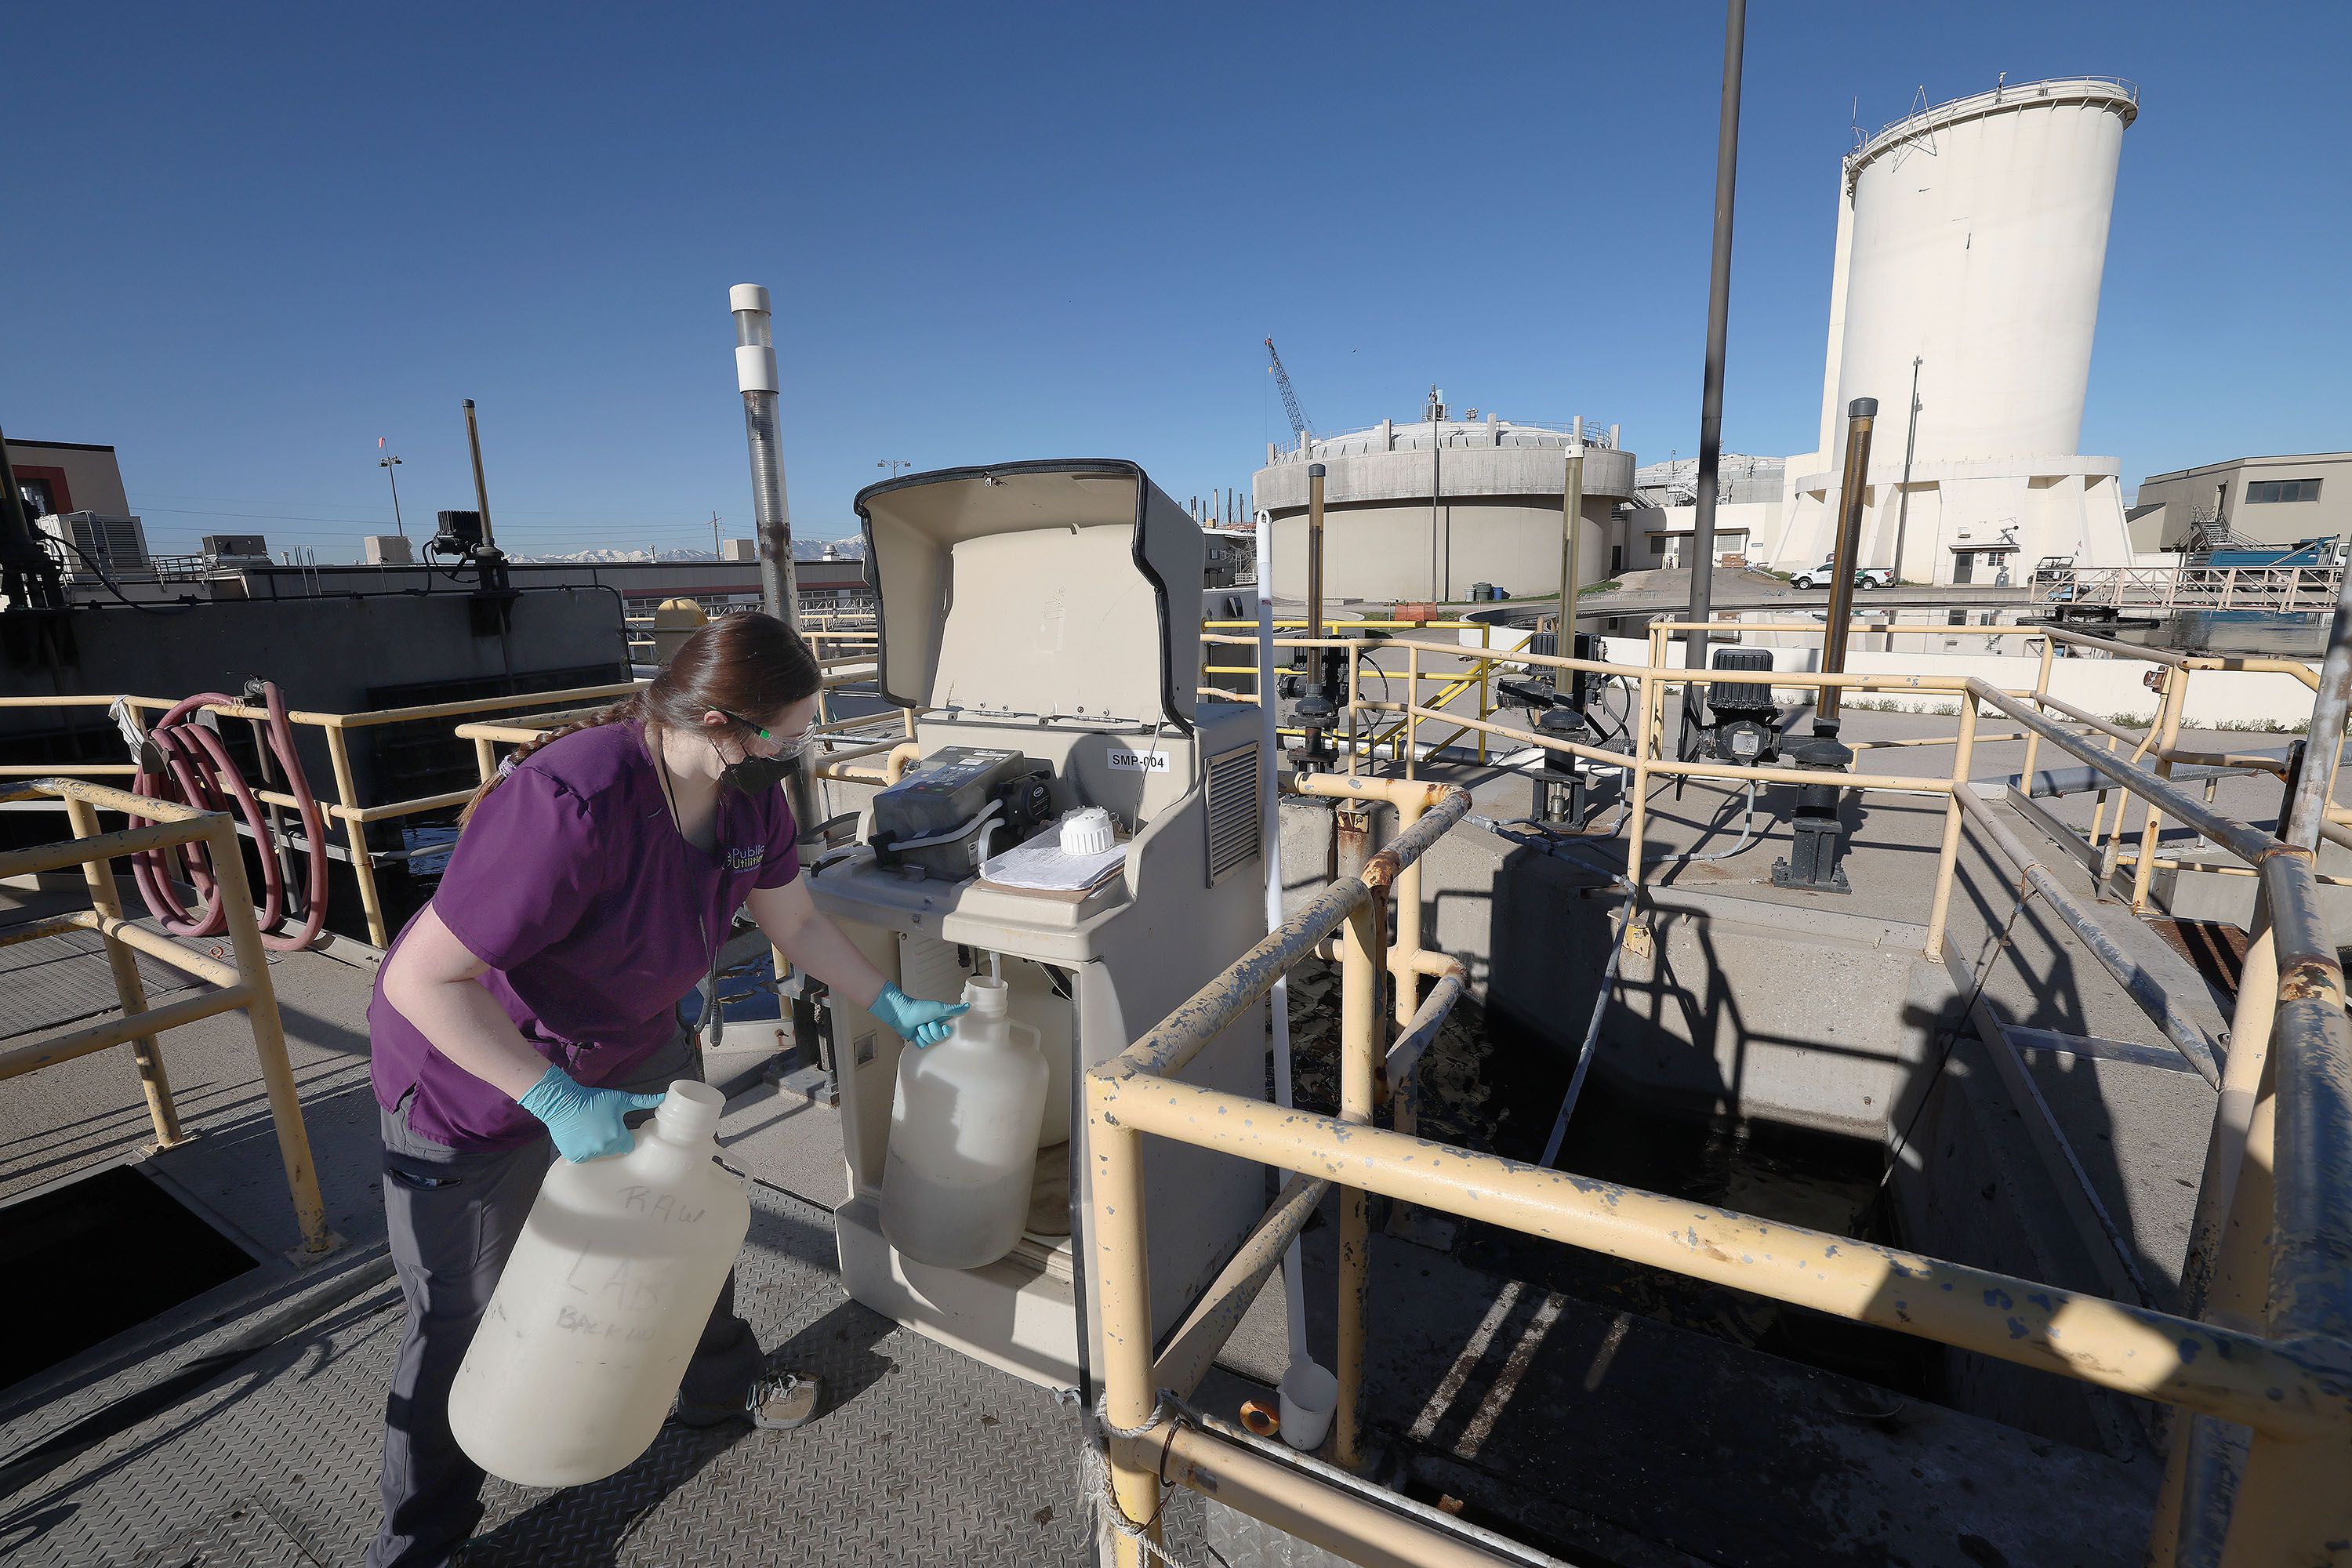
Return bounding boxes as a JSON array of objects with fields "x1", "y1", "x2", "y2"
[{"x1": 369, "y1": 719, "x2": 800, "y2": 1149}]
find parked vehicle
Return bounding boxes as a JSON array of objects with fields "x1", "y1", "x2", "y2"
[{"x1": 1791, "y1": 562, "x2": 1892, "y2": 590}]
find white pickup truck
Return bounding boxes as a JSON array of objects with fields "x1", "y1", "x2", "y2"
[{"x1": 1790, "y1": 561, "x2": 1893, "y2": 590}]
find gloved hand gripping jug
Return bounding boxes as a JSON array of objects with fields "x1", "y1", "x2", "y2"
[
  {"x1": 880, "y1": 975, "x2": 1048, "y2": 1270},
  {"x1": 448, "y1": 1080, "x2": 750, "y2": 1487}
]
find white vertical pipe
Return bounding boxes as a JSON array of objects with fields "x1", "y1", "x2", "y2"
[{"x1": 1256, "y1": 506, "x2": 1312, "y2": 1368}]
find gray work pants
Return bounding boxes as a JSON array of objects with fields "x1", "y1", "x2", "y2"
[{"x1": 365, "y1": 1035, "x2": 760, "y2": 1568}]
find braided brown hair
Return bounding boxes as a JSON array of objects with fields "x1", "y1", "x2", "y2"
[{"x1": 458, "y1": 612, "x2": 822, "y2": 829}]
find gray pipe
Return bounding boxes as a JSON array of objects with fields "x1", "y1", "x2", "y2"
[
  {"x1": 1683, "y1": 0, "x2": 1748, "y2": 673},
  {"x1": 730, "y1": 285, "x2": 800, "y2": 622}
]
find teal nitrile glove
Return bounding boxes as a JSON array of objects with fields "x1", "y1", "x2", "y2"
[
  {"x1": 518, "y1": 1066, "x2": 666, "y2": 1162},
  {"x1": 869, "y1": 982, "x2": 968, "y2": 1048}
]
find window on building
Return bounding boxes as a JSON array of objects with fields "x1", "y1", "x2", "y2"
[
  {"x1": 1648, "y1": 535, "x2": 1664, "y2": 557},
  {"x1": 2246, "y1": 479, "x2": 2323, "y2": 505},
  {"x1": 16, "y1": 478, "x2": 55, "y2": 517}
]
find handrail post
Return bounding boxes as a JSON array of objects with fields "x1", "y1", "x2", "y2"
[
  {"x1": 323, "y1": 724, "x2": 388, "y2": 946},
  {"x1": 2019, "y1": 635, "x2": 2055, "y2": 786},
  {"x1": 1336, "y1": 896, "x2": 1383, "y2": 1473},
  {"x1": 66, "y1": 793, "x2": 184, "y2": 1149},
  {"x1": 207, "y1": 815, "x2": 338, "y2": 1261},
  {"x1": 1346, "y1": 642, "x2": 1361, "y2": 779},
  {"x1": 1923, "y1": 695, "x2": 1977, "y2": 957},
  {"x1": 1405, "y1": 643, "x2": 1421, "y2": 782},
  {"x1": 1627, "y1": 670, "x2": 1657, "y2": 884},
  {"x1": 1088, "y1": 1090, "x2": 1162, "y2": 1567},
  {"x1": 471, "y1": 735, "x2": 498, "y2": 784},
  {"x1": 1478, "y1": 622, "x2": 1491, "y2": 764},
  {"x1": 2129, "y1": 667, "x2": 2190, "y2": 912}
]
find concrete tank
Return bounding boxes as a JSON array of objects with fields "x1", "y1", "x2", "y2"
[
  {"x1": 1825, "y1": 77, "x2": 2139, "y2": 470},
  {"x1": 1251, "y1": 417, "x2": 1637, "y2": 605},
  {"x1": 1774, "y1": 78, "x2": 2142, "y2": 587}
]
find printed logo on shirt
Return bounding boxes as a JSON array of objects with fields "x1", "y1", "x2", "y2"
[{"x1": 725, "y1": 844, "x2": 765, "y2": 872}]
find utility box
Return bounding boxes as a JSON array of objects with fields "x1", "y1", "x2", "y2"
[
  {"x1": 809, "y1": 459, "x2": 1269, "y2": 1389},
  {"x1": 201, "y1": 533, "x2": 268, "y2": 563},
  {"x1": 362, "y1": 535, "x2": 415, "y2": 566},
  {"x1": 720, "y1": 538, "x2": 759, "y2": 562}
]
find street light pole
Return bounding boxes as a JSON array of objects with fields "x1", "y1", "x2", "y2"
[
  {"x1": 1890, "y1": 357, "x2": 1922, "y2": 583},
  {"x1": 376, "y1": 437, "x2": 405, "y2": 539},
  {"x1": 877, "y1": 459, "x2": 912, "y2": 481}
]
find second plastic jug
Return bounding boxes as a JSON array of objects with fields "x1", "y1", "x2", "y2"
[
  {"x1": 448, "y1": 1080, "x2": 750, "y2": 1487},
  {"x1": 880, "y1": 975, "x2": 1048, "y2": 1269}
]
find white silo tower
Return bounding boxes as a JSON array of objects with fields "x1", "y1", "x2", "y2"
[{"x1": 1773, "y1": 78, "x2": 2140, "y2": 586}]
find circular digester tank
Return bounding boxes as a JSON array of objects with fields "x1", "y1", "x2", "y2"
[{"x1": 1830, "y1": 77, "x2": 2139, "y2": 471}]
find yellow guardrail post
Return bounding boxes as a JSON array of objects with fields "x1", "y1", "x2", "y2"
[
  {"x1": 2020, "y1": 634, "x2": 2056, "y2": 786},
  {"x1": 1087, "y1": 1079, "x2": 1162, "y2": 1566},
  {"x1": 2130, "y1": 667, "x2": 2190, "y2": 913},
  {"x1": 64, "y1": 793, "x2": 185, "y2": 1149},
  {"x1": 321, "y1": 724, "x2": 389, "y2": 947},
  {"x1": 203, "y1": 801, "x2": 339, "y2": 1261},
  {"x1": 1336, "y1": 895, "x2": 1383, "y2": 1472},
  {"x1": 1922, "y1": 694, "x2": 1979, "y2": 958},
  {"x1": 1405, "y1": 643, "x2": 1420, "y2": 782},
  {"x1": 1627, "y1": 668, "x2": 1657, "y2": 881}
]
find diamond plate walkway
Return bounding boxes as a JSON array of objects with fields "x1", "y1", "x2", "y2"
[{"x1": 0, "y1": 885, "x2": 1095, "y2": 1568}]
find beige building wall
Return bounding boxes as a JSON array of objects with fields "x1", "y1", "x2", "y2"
[
  {"x1": 2132, "y1": 452, "x2": 2352, "y2": 550},
  {"x1": 5, "y1": 438, "x2": 129, "y2": 518}
]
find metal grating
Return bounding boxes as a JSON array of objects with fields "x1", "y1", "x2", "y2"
[{"x1": 1203, "y1": 742, "x2": 1261, "y2": 887}]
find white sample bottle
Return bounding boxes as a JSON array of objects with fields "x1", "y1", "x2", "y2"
[
  {"x1": 880, "y1": 975, "x2": 1048, "y2": 1269},
  {"x1": 448, "y1": 1080, "x2": 750, "y2": 1487}
]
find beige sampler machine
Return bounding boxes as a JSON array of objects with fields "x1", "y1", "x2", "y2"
[{"x1": 808, "y1": 459, "x2": 1270, "y2": 1390}]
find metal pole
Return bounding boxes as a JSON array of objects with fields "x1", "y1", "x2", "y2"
[
  {"x1": 1336, "y1": 898, "x2": 1383, "y2": 1472},
  {"x1": 1559, "y1": 445, "x2": 1584, "y2": 650},
  {"x1": 462, "y1": 400, "x2": 495, "y2": 549},
  {"x1": 1890, "y1": 358, "x2": 1921, "y2": 582},
  {"x1": 379, "y1": 441, "x2": 406, "y2": 541},
  {"x1": 1683, "y1": 0, "x2": 1748, "y2": 674},
  {"x1": 1428, "y1": 387, "x2": 1443, "y2": 601},
  {"x1": 730, "y1": 283, "x2": 800, "y2": 624},
  {"x1": 1254, "y1": 504, "x2": 1312, "y2": 1371},
  {"x1": 1817, "y1": 398, "x2": 1878, "y2": 729},
  {"x1": 1306, "y1": 465, "x2": 1327, "y2": 644},
  {"x1": 729, "y1": 284, "x2": 822, "y2": 837}
]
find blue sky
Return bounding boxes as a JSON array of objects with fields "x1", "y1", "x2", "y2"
[{"x1": 7, "y1": 2, "x2": 2346, "y2": 559}]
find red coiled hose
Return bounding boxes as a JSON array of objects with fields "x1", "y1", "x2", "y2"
[{"x1": 130, "y1": 681, "x2": 331, "y2": 952}]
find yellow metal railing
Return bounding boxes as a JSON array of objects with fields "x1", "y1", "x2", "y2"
[
  {"x1": 1083, "y1": 713, "x2": 2352, "y2": 1566},
  {"x1": 0, "y1": 779, "x2": 339, "y2": 1261}
]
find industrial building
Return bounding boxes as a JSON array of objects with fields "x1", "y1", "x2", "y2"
[
  {"x1": 2127, "y1": 451, "x2": 2351, "y2": 552},
  {"x1": 1250, "y1": 414, "x2": 1635, "y2": 602},
  {"x1": 1628, "y1": 452, "x2": 1786, "y2": 568},
  {"x1": 1769, "y1": 78, "x2": 2143, "y2": 585}
]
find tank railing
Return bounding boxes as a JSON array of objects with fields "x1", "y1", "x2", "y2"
[
  {"x1": 1204, "y1": 613, "x2": 2327, "y2": 927},
  {"x1": 0, "y1": 680, "x2": 655, "y2": 947},
  {"x1": 1088, "y1": 698, "x2": 2352, "y2": 1565},
  {"x1": 0, "y1": 778, "x2": 339, "y2": 1262}
]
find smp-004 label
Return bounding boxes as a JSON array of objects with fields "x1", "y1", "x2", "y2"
[{"x1": 1106, "y1": 749, "x2": 1171, "y2": 773}]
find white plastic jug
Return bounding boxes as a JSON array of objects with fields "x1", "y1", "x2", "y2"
[
  {"x1": 448, "y1": 1080, "x2": 750, "y2": 1487},
  {"x1": 880, "y1": 975, "x2": 1048, "y2": 1269}
]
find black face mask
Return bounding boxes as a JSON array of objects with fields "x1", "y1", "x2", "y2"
[{"x1": 720, "y1": 752, "x2": 797, "y2": 796}]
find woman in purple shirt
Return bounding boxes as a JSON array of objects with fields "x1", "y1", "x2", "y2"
[{"x1": 365, "y1": 613, "x2": 962, "y2": 1568}]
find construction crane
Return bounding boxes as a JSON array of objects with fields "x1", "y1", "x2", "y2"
[{"x1": 1264, "y1": 337, "x2": 1312, "y2": 444}]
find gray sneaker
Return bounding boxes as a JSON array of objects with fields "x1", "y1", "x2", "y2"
[
  {"x1": 671, "y1": 1370, "x2": 822, "y2": 1431},
  {"x1": 747, "y1": 1370, "x2": 822, "y2": 1430}
]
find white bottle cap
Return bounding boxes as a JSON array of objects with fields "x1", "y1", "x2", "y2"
[
  {"x1": 961, "y1": 974, "x2": 1010, "y2": 1018},
  {"x1": 1060, "y1": 808, "x2": 1115, "y2": 855},
  {"x1": 655, "y1": 1080, "x2": 724, "y2": 1145}
]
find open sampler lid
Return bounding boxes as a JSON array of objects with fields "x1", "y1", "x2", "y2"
[{"x1": 854, "y1": 460, "x2": 1204, "y2": 731}]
